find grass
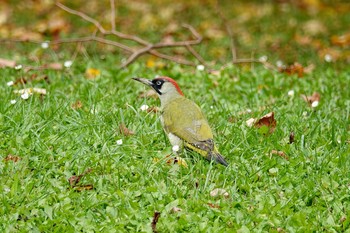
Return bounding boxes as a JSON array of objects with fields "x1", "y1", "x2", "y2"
[
  {"x1": 1, "y1": 0, "x2": 350, "y2": 232},
  {"x1": 0, "y1": 58, "x2": 349, "y2": 232}
]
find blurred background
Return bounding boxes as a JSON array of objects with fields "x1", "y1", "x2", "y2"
[{"x1": 1, "y1": 0, "x2": 349, "y2": 68}]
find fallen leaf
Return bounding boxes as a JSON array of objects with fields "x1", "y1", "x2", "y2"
[
  {"x1": 4, "y1": 154, "x2": 21, "y2": 162},
  {"x1": 147, "y1": 106, "x2": 160, "y2": 113},
  {"x1": 46, "y1": 63, "x2": 63, "y2": 70},
  {"x1": 151, "y1": 211, "x2": 161, "y2": 233},
  {"x1": 254, "y1": 112, "x2": 276, "y2": 134},
  {"x1": 207, "y1": 203, "x2": 220, "y2": 208},
  {"x1": 85, "y1": 68, "x2": 101, "y2": 79},
  {"x1": 271, "y1": 150, "x2": 289, "y2": 160},
  {"x1": 302, "y1": 92, "x2": 320, "y2": 105},
  {"x1": 119, "y1": 124, "x2": 135, "y2": 136},
  {"x1": 138, "y1": 89, "x2": 158, "y2": 99},
  {"x1": 68, "y1": 168, "x2": 92, "y2": 187},
  {"x1": 303, "y1": 19, "x2": 327, "y2": 36},
  {"x1": 208, "y1": 69, "x2": 221, "y2": 76},
  {"x1": 331, "y1": 33, "x2": 350, "y2": 47},
  {"x1": 246, "y1": 118, "x2": 255, "y2": 127},
  {"x1": 289, "y1": 131, "x2": 295, "y2": 144},
  {"x1": 279, "y1": 62, "x2": 304, "y2": 77},
  {"x1": 170, "y1": 207, "x2": 182, "y2": 213},
  {"x1": 210, "y1": 188, "x2": 229, "y2": 198},
  {"x1": 0, "y1": 58, "x2": 16, "y2": 68},
  {"x1": 71, "y1": 100, "x2": 83, "y2": 110},
  {"x1": 73, "y1": 184, "x2": 94, "y2": 192},
  {"x1": 166, "y1": 155, "x2": 188, "y2": 168}
]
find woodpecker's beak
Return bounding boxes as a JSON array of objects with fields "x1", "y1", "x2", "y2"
[{"x1": 133, "y1": 77, "x2": 153, "y2": 87}]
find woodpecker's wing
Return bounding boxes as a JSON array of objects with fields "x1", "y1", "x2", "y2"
[{"x1": 162, "y1": 97, "x2": 214, "y2": 144}]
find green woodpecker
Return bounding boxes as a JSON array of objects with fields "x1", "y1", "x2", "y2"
[{"x1": 133, "y1": 76, "x2": 228, "y2": 167}]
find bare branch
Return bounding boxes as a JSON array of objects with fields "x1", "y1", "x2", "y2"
[
  {"x1": 149, "y1": 51, "x2": 196, "y2": 66},
  {"x1": 215, "y1": 1, "x2": 237, "y2": 62},
  {"x1": 185, "y1": 45, "x2": 207, "y2": 66},
  {"x1": 110, "y1": 0, "x2": 116, "y2": 31},
  {"x1": 56, "y1": 2, "x2": 107, "y2": 34}
]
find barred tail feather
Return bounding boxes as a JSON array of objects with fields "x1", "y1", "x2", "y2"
[{"x1": 184, "y1": 142, "x2": 228, "y2": 167}]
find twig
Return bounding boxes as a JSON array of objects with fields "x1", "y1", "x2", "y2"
[
  {"x1": 215, "y1": 1, "x2": 237, "y2": 62},
  {"x1": 185, "y1": 44, "x2": 207, "y2": 66},
  {"x1": 151, "y1": 211, "x2": 161, "y2": 233},
  {"x1": 56, "y1": 2, "x2": 107, "y2": 34},
  {"x1": 110, "y1": 0, "x2": 116, "y2": 31}
]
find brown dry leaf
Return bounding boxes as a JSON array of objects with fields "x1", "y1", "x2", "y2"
[
  {"x1": 68, "y1": 168, "x2": 92, "y2": 187},
  {"x1": 302, "y1": 92, "x2": 320, "y2": 105},
  {"x1": 46, "y1": 63, "x2": 63, "y2": 70},
  {"x1": 73, "y1": 184, "x2": 94, "y2": 192},
  {"x1": 254, "y1": 112, "x2": 277, "y2": 133},
  {"x1": 151, "y1": 211, "x2": 161, "y2": 233},
  {"x1": 0, "y1": 58, "x2": 16, "y2": 68},
  {"x1": 170, "y1": 207, "x2": 182, "y2": 213},
  {"x1": 14, "y1": 77, "x2": 27, "y2": 85},
  {"x1": 304, "y1": 64, "x2": 315, "y2": 74},
  {"x1": 165, "y1": 155, "x2": 188, "y2": 168},
  {"x1": 209, "y1": 70, "x2": 221, "y2": 76},
  {"x1": 303, "y1": 19, "x2": 327, "y2": 36},
  {"x1": 279, "y1": 62, "x2": 305, "y2": 77},
  {"x1": 271, "y1": 150, "x2": 289, "y2": 160},
  {"x1": 207, "y1": 203, "x2": 220, "y2": 209},
  {"x1": 138, "y1": 89, "x2": 158, "y2": 99},
  {"x1": 210, "y1": 188, "x2": 229, "y2": 198},
  {"x1": 4, "y1": 154, "x2": 21, "y2": 162},
  {"x1": 331, "y1": 33, "x2": 350, "y2": 47},
  {"x1": 85, "y1": 68, "x2": 101, "y2": 79},
  {"x1": 71, "y1": 100, "x2": 83, "y2": 110},
  {"x1": 119, "y1": 124, "x2": 135, "y2": 136},
  {"x1": 147, "y1": 106, "x2": 160, "y2": 113},
  {"x1": 12, "y1": 27, "x2": 43, "y2": 41},
  {"x1": 289, "y1": 131, "x2": 295, "y2": 144}
]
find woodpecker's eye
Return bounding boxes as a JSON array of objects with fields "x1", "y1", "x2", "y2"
[{"x1": 156, "y1": 81, "x2": 162, "y2": 86}]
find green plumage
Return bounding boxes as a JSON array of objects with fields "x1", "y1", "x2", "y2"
[
  {"x1": 162, "y1": 97, "x2": 228, "y2": 166},
  {"x1": 162, "y1": 97, "x2": 213, "y2": 143}
]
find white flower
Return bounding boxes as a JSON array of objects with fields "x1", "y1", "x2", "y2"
[
  {"x1": 140, "y1": 104, "x2": 149, "y2": 111},
  {"x1": 246, "y1": 109, "x2": 252, "y2": 113},
  {"x1": 172, "y1": 145, "x2": 180, "y2": 152},
  {"x1": 324, "y1": 54, "x2": 332, "y2": 62},
  {"x1": 311, "y1": 101, "x2": 319, "y2": 108},
  {"x1": 10, "y1": 100, "x2": 17, "y2": 104},
  {"x1": 41, "y1": 42, "x2": 49, "y2": 49},
  {"x1": 21, "y1": 92, "x2": 30, "y2": 100},
  {"x1": 15, "y1": 64, "x2": 22, "y2": 70},
  {"x1": 258, "y1": 55, "x2": 268, "y2": 62},
  {"x1": 7, "y1": 81, "x2": 14, "y2": 86},
  {"x1": 210, "y1": 105, "x2": 214, "y2": 109},
  {"x1": 288, "y1": 90, "x2": 295, "y2": 96},
  {"x1": 64, "y1": 60, "x2": 73, "y2": 68},
  {"x1": 3, "y1": 187, "x2": 10, "y2": 193},
  {"x1": 196, "y1": 64, "x2": 205, "y2": 71},
  {"x1": 276, "y1": 60, "x2": 284, "y2": 68},
  {"x1": 116, "y1": 139, "x2": 123, "y2": 145}
]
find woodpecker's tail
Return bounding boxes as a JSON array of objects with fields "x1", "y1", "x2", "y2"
[{"x1": 208, "y1": 149, "x2": 228, "y2": 167}]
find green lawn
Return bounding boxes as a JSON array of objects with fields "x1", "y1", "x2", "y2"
[
  {"x1": 1, "y1": 0, "x2": 350, "y2": 232},
  {"x1": 1, "y1": 61, "x2": 349, "y2": 232}
]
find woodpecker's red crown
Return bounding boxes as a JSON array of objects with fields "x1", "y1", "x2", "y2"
[{"x1": 152, "y1": 76, "x2": 184, "y2": 96}]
